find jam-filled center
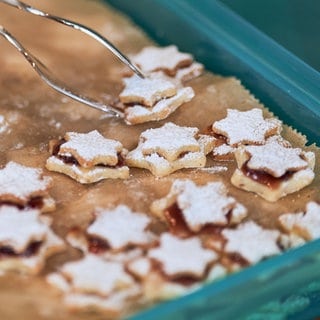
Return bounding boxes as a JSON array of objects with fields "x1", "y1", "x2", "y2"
[
  {"x1": 50, "y1": 139, "x2": 125, "y2": 168},
  {"x1": 242, "y1": 161, "x2": 295, "y2": 189},
  {"x1": 0, "y1": 241, "x2": 42, "y2": 258}
]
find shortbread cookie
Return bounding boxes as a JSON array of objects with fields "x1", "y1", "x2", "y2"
[
  {"x1": 0, "y1": 205, "x2": 65, "y2": 274},
  {"x1": 130, "y1": 45, "x2": 203, "y2": 81},
  {"x1": 210, "y1": 108, "x2": 282, "y2": 147},
  {"x1": 279, "y1": 202, "x2": 320, "y2": 241},
  {"x1": 148, "y1": 233, "x2": 216, "y2": 279},
  {"x1": 151, "y1": 179, "x2": 247, "y2": 232},
  {"x1": 124, "y1": 87, "x2": 194, "y2": 125},
  {"x1": 126, "y1": 122, "x2": 215, "y2": 177},
  {"x1": 231, "y1": 136, "x2": 315, "y2": 202},
  {"x1": 119, "y1": 74, "x2": 194, "y2": 124},
  {"x1": 46, "y1": 130, "x2": 129, "y2": 184},
  {"x1": 67, "y1": 205, "x2": 155, "y2": 254},
  {"x1": 47, "y1": 254, "x2": 139, "y2": 315},
  {"x1": 222, "y1": 221, "x2": 281, "y2": 264},
  {"x1": 0, "y1": 161, "x2": 55, "y2": 212},
  {"x1": 119, "y1": 75, "x2": 177, "y2": 107}
]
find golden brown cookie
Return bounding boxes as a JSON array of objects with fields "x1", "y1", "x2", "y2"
[
  {"x1": 0, "y1": 205, "x2": 65, "y2": 274},
  {"x1": 46, "y1": 130, "x2": 129, "y2": 184},
  {"x1": 126, "y1": 122, "x2": 215, "y2": 177},
  {"x1": 0, "y1": 161, "x2": 55, "y2": 212},
  {"x1": 231, "y1": 136, "x2": 315, "y2": 201}
]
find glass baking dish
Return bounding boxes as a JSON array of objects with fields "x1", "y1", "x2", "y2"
[{"x1": 104, "y1": 1, "x2": 320, "y2": 319}]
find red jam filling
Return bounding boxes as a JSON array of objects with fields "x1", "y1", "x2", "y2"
[
  {"x1": 151, "y1": 259, "x2": 203, "y2": 287},
  {"x1": 226, "y1": 252, "x2": 249, "y2": 267},
  {"x1": 241, "y1": 161, "x2": 294, "y2": 189},
  {"x1": 0, "y1": 241, "x2": 42, "y2": 258},
  {"x1": 0, "y1": 196, "x2": 44, "y2": 210},
  {"x1": 50, "y1": 139, "x2": 125, "y2": 168},
  {"x1": 87, "y1": 235, "x2": 110, "y2": 254},
  {"x1": 204, "y1": 126, "x2": 227, "y2": 142},
  {"x1": 164, "y1": 203, "x2": 192, "y2": 237},
  {"x1": 164, "y1": 203, "x2": 224, "y2": 237}
]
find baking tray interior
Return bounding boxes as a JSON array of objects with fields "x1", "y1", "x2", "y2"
[{"x1": 104, "y1": 1, "x2": 320, "y2": 319}]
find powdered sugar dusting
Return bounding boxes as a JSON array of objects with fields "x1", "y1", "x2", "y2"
[
  {"x1": 279, "y1": 202, "x2": 320, "y2": 240},
  {"x1": 87, "y1": 205, "x2": 154, "y2": 249},
  {"x1": 148, "y1": 233, "x2": 216, "y2": 277},
  {"x1": 120, "y1": 75, "x2": 177, "y2": 107},
  {"x1": 0, "y1": 161, "x2": 52, "y2": 202},
  {"x1": 197, "y1": 166, "x2": 228, "y2": 174},
  {"x1": 124, "y1": 87, "x2": 194, "y2": 125},
  {"x1": 131, "y1": 45, "x2": 193, "y2": 76},
  {"x1": 60, "y1": 255, "x2": 134, "y2": 296},
  {"x1": 177, "y1": 180, "x2": 246, "y2": 230},
  {"x1": 245, "y1": 137, "x2": 310, "y2": 177},
  {"x1": 222, "y1": 221, "x2": 281, "y2": 264},
  {"x1": 141, "y1": 122, "x2": 199, "y2": 161},
  {"x1": 153, "y1": 179, "x2": 246, "y2": 232},
  {"x1": 175, "y1": 62, "x2": 204, "y2": 82},
  {"x1": 126, "y1": 123, "x2": 214, "y2": 176},
  {"x1": 213, "y1": 144, "x2": 234, "y2": 156},
  {"x1": 212, "y1": 108, "x2": 282, "y2": 146},
  {"x1": 60, "y1": 130, "x2": 123, "y2": 167},
  {"x1": 0, "y1": 206, "x2": 47, "y2": 253}
]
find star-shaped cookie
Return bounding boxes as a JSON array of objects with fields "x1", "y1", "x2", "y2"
[
  {"x1": 126, "y1": 122, "x2": 215, "y2": 177},
  {"x1": 279, "y1": 202, "x2": 320, "y2": 241},
  {"x1": 131, "y1": 45, "x2": 193, "y2": 76},
  {"x1": 46, "y1": 130, "x2": 129, "y2": 184},
  {"x1": 245, "y1": 138, "x2": 310, "y2": 177},
  {"x1": 0, "y1": 206, "x2": 47, "y2": 253},
  {"x1": 119, "y1": 74, "x2": 194, "y2": 124},
  {"x1": 151, "y1": 179, "x2": 247, "y2": 232},
  {"x1": 148, "y1": 233, "x2": 216, "y2": 278},
  {"x1": 0, "y1": 161, "x2": 55, "y2": 212},
  {"x1": 58, "y1": 130, "x2": 124, "y2": 168},
  {"x1": 119, "y1": 75, "x2": 177, "y2": 107},
  {"x1": 211, "y1": 108, "x2": 282, "y2": 146},
  {"x1": 141, "y1": 122, "x2": 200, "y2": 161},
  {"x1": 124, "y1": 87, "x2": 194, "y2": 125},
  {"x1": 0, "y1": 205, "x2": 65, "y2": 274},
  {"x1": 222, "y1": 221, "x2": 281, "y2": 264},
  {"x1": 59, "y1": 254, "x2": 134, "y2": 296},
  {"x1": 87, "y1": 205, "x2": 155, "y2": 250},
  {"x1": 231, "y1": 136, "x2": 315, "y2": 201}
]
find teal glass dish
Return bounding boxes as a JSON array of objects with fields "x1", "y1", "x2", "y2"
[{"x1": 105, "y1": 1, "x2": 320, "y2": 319}]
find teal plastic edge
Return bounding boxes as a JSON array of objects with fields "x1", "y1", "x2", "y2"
[
  {"x1": 102, "y1": 1, "x2": 320, "y2": 319},
  {"x1": 105, "y1": 0, "x2": 320, "y2": 145},
  {"x1": 126, "y1": 239, "x2": 320, "y2": 320}
]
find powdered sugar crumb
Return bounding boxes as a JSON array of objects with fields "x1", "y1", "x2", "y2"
[{"x1": 196, "y1": 166, "x2": 228, "y2": 174}]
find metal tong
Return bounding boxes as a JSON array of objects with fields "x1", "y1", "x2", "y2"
[{"x1": 0, "y1": 0, "x2": 146, "y2": 117}]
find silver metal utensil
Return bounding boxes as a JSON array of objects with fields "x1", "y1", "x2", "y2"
[{"x1": 0, "y1": 0, "x2": 146, "y2": 116}]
